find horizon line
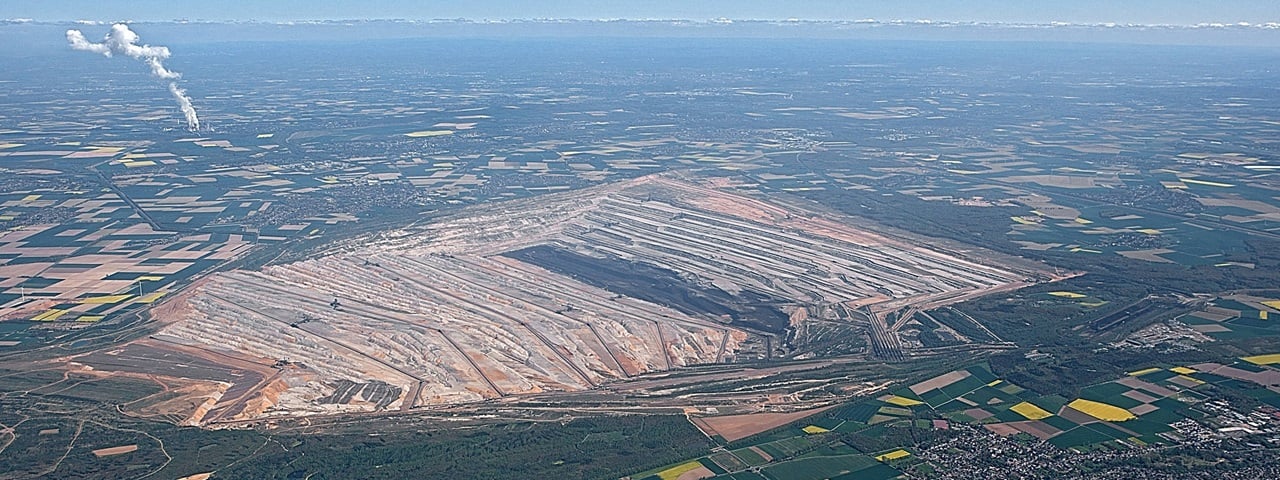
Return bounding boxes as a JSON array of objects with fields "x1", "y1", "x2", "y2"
[{"x1": 8, "y1": 17, "x2": 1280, "y2": 31}]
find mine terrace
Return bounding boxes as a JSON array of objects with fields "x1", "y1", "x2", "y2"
[{"x1": 58, "y1": 174, "x2": 1055, "y2": 426}]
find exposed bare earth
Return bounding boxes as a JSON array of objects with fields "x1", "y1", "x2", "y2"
[
  {"x1": 91, "y1": 444, "x2": 138, "y2": 457},
  {"x1": 984, "y1": 423, "x2": 1022, "y2": 436},
  {"x1": 692, "y1": 405, "x2": 836, "y2": 442},
  {"x1": 1130, "y1": 404, "x2": 1159, "y2": 416},
  {"x1": 909, "y1": 370, "x2": 971, "y2": 395},
  {"x1": 1007, "y1": 420, "x2": 1061, "y2": 440},
  {"x1": 964, "y1": 408, "x2": 995, "y2": 421},
  {"x1": 77, "y1": 175, "x2": 1043, "y2": 424},
  {"x1": 1117, "y1": 248, "x2": 1176, "y2": 263},
  {"x1": 677, "y1": 465, "x2": 715, "y2": 480},
  {"x1": 1190, "y1": 362, "x2": 1280, "y2": 386}
]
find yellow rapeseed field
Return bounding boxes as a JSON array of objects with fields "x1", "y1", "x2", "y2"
[
  {"x1": 136, "y1": 291, "x2": 169, "y2": 304},
  {"x1": 656, "y1": 461, "x2": 703, "y2": 480},
  {"x1": 1243, "y1": 353, "x2": 1280, "y2": 365},
  {"x1": 1048, "y1": 291, "x2": 1087, "y2": 298},
  {"x1": 1068, "y1": 399, "x2": 1135, "y2": 422},
  {"x1": 884, "y1": 395, "x2": 924, "y2": 407},
  {"x1": 82, "y1": 294, "x2": 132, "y2": 304},
  {"x1": 876, "y1": 449, "x2": 911, "y2": 462},
  {"x1": 1010, "y1": 402, "x2": 1053, "y2": 420},
  {"x1": 31, "y1": 309, "x2": 68, "y2": 321}
]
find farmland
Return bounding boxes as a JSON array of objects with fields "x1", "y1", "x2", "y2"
[
  {"x1": 1170, "y1": 294, "x2": 1280, "y2": 342},
  {"x1": 635, "y1": 356, "x2": 1280, "y2": 479}
]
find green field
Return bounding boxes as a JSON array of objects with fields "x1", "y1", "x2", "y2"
[
  {"x1": 761, "y1": 452, "x2": 879, "y2": 480},
  {"x1": 729, "y1": 447, "x2": 769, "y2": 467}
]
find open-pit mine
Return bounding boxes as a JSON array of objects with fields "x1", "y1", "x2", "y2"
[{"x1": 74, "y1": 174, "x2": 1051, "y2": 425}]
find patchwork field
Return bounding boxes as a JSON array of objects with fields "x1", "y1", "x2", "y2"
[
  {"x1": 1176, "y1": 294, "x2": 1280, "y2": 340},
  {"x1": 793, "y1": 360, "x2": 1280, "y2": 453},
  {"x1": 0, "y1": 216, "x2": 250, "y2": 327}
]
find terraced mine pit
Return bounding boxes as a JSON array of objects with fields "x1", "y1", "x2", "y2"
[
  {"x1": 505, "y1": 245, "x2": 793, "y2": 333},
  {"x1": 85, "y1": 174, "x2": 1048, "y2": 424}
]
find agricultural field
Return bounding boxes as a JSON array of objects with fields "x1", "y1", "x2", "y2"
[
  {"x1": 760, "y1": 99, "x2": 1280, "y2": 271},
  {"x1": 638, "y1": 357, "x2": 1280, "y2": 479},
  {"x1": 882, "y1": 359, "x2": 1280, "y2": 452},
  {"x1": 0, "y1": 218, "x2": 246, "y2": 320},
  {"x1": 1174, "y1": 294, "x2": 1280, "y2": 340},
  {"x1": 871, "y1": 364, "x2": 1186, "y2": 450},
  {"x1": 637, "y1": 439, "x2": 903, "y2": 480}
]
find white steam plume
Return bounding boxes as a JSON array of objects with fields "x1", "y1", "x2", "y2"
[
  {"x1": 168, "y1": 83, "x2": 199, "y2": 132},
  {"x1": 66, "y1": 24, "x2": 200, "y2": 130}
]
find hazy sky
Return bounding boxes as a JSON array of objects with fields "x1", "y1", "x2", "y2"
[{"x1": 6, "y1": 0, "x2": 1278, "y2": 24}]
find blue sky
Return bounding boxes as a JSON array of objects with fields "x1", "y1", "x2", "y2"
[{"x1": 5, "y1": 0, "x2": 1278, "y2": 24}]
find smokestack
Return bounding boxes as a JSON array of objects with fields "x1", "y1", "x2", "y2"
[{"x1": 66, "y1": 23, "x2": 200, "y2": 130}]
